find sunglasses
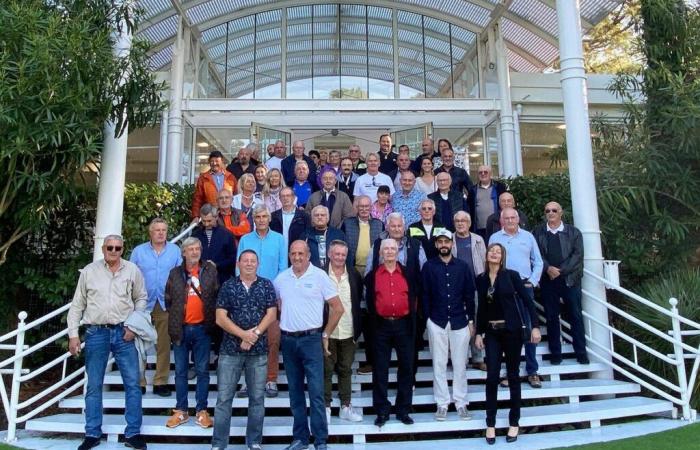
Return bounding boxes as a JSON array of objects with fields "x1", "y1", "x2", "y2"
[
  {"x1": 106, "y1": 246, "x2": 123, "y2": 252},
  {"x1": 545, "y1": 209, "x2": 559, "y2": 213}
]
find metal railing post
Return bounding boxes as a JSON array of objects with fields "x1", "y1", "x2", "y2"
[
  {"x1": 7, "y1": 311, "x2": 28, "y2": 442},
  {"x1": 669, "y1": 298, "x2": 691, "y2": 420}
]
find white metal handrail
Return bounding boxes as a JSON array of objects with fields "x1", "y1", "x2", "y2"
[{"x1": 0, "y1": 226, "x2": 197, "y2": 442}]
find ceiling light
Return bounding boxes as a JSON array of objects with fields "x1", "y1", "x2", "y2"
[
  {"x1": 471, "y1": 140, "x2": 483, "y2": 146},
  {"x1": 196, "y1": 142, "x2": 210, "y2": 148},
  {"x1": 469, "y1": 153, "x2": 481, "y2": 158},
  {"x1": 556, "y1": 124, "x2": 566, "y2": 130}
]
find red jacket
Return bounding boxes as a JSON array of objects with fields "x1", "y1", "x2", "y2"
[{"x1": 191, "y1": 170, "x2": 237, "y2": 218}]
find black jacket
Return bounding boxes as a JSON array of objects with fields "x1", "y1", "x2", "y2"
[
  {"x1": 407, "y1": 220, "x2": 446, "y2": 260},
  {"x1": 532, "y1": 222, "x2": 584, "y2": 287},
  {"x1": 435, "y1": 165, "x2": 472, "y2": 194},
  {"x1": 191, "y1": 225, "x2": 237, "y2": 285},
  {"x1": 300, "y1": 227, "x2": 347, "y2": 268},
  {"x1": 323, "y1": 263, "x2": 363, "y2": 341},
  {"x1": 428, "y1": 190, "x2": 468, "y2": 231},
  {"x1": 475, "y1": 269, "x2": 539, "y2": 336},
  {"x1": 270, "y1": 208, "x2": 310, "y2": 249}
]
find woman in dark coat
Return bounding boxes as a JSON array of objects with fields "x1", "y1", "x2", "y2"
[{"x1": 474, "y1": 243, "x2": 541, "y2": 444}]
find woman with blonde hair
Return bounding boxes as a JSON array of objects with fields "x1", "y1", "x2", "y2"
[
  {"x1": 260, "y1": 168, "x2": 286, "y2": 213},
  {"x1": 232, "y1": 173, "x2": 261, "y2": 224},
  {"x1": 254, "y1": 164, "x2": 268, "y2": 192}
]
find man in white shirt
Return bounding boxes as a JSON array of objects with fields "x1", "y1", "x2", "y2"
[
  {"x1": 265, "y1": 140, "x2": 286, "y2": 171},
  {"x1": 353, "y1": 152, "x2": 395, "y2": 202}
]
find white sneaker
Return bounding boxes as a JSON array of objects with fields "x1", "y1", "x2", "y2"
[
  {"x1": 326, "y1": 406, "x2": 331, "y2": 425},
  {"x1": 339, "y1": 404, "x2": 363, "y2": 422},
  {"x1": 435, "y1": 406, "x2": 448, "y2": 421},
  {"x1": 457, "y1": 406, "x2": 472, "y2": 420}
]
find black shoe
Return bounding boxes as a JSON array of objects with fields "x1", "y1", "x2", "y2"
[
  {"x1": 78, "y1": 436, "x2": 101, "y2": 450},
  {"x1": 374, "y1": 414, "x2": 389, "y2": 427},
  {"x1": 153, "y1": 385, "x2": 171, "y2": 397},
  {"x1": 550, "y1": 355, "x2": 562, "y2": 365},
  {"x1": 140, "y1": 386, "x2": 146, "y2": 395},
  {"x1": 577, "y1": 355, "x2": 590, "y2": 364},
  {"x1": 124, "y1": 434, "x2": 147, "y2": 450},
  {"x1": 397, "y1": 414, "x2": 414, "y2": 425},
  {"x1": 506, "y1": 426, "x2": 519, "y2": 443},
  {"x1": 485, "y1": 427, "x2": 496, "y2": 445}
]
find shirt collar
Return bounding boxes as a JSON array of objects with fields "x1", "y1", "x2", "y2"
[{"x1": 547, "y1": 222, "x2": 565, "y2": 234}]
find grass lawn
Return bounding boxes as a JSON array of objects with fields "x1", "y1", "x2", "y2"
[
  {"x1": 0, "y1": 445, "x2": 20, "y2": 450},
  {"x1": 552, "y1": 422, "x2": 700, "y2": 449}
]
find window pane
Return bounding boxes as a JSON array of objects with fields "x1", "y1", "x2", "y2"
[
  {"x1": 193, "y1": 128, "x2": 251, "y2": 182},
  {"x1": 254, "y1": 10, "x2": 282, "y2": 99},
  {"x1": 397, "y1": 10, "x2": 425, "y2": 98},
  {"x1": 313, "y1": 4, "x2": 339, "y2": 99},
  {"x1": 520, "y1": 122, "x2": 568, "y2": 174},
  {"x1": 451, "y1": 26, "x2": 479, "y2": 98},
  {"x1": 287, "y1": 6, "x2": 313, "y2": 99}
]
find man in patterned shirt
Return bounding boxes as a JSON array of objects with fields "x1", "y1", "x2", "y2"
[{"x1": 211, "y1": 250, "x2": 278, "y2": 450}]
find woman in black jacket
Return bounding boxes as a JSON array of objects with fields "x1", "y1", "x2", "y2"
[{"x1": 474, "y1": 243, "x2": 541, "y2": 444}]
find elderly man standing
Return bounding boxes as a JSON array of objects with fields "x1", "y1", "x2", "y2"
[
  {"x1": 353, "y1": 153, "x2": 395, "y2": 203},
  {"x1": 282, "y1": 140, "x2": 318, "y2": 188},
  {"x1": 533, "y1": 202, "x2": 589, "y2": 365},
  {"x1": 68, "y1": 235, "x2": 148, "y2": 450},
  {"x1": 388, "y1": 153, "x2": 414, "y2": 192},
  {"x1": 216, "y1": 189, "x2": 251, "y2": 243},
  {"x1": 408, "y1": 198, "x2": 446, "y2": 260},
  {"x1": 366, "y1": 239, "x2": 418, "y2": 427},
  {"x1": 292, "y1": 160, "x2": 316, "y2": 208},
  {"x1": 489, "y1": 207, "x2": 544, "y2": 388},
  {"x1": 301, "y1": 205, "x2": 346, "y2": 269},
  {"x1": 434, "y1": 147, "x2": 471, "y2": 194},
  {"x1": 392, "y1": 171, "x2": 426, "y2": 227},
  {"x1": 348, "y1": 144, "x2": 367, "y2": 175},
  {"x1": 130, "y1": 218, "x2": 182, "y2": 397},
  {"x1": 411, "y1": 138, "x2": 441, "y2": 173},
  {"x1": 192, "y1": 150, "x2": 237, "y2": 219},
  {"x1": 271, "y1": 187, "x2": 310, "y2": 250},
  {"x1": 192, "y1": 204, "x2": 237, "y2": 285},
  {"x1": 422, "y1": 229, "x2": 476, "y2": 421},
  {"x1": 337, "y1": 157, "x2": 359, "y2": 201},
  {"x1": 227, "y1": 145, "x2": 258, "y2": 180},
  {"x1": 266, "y1": 140, "x2": 286, "y2": 171},
  {"x1": 212, "y1": 249, "x2": 277, "y2": 450},
  {"x1": 275, "y1": 241, "x2": 345, "y2": 450},
  {"x1": 307, "y1": 170, "x2": 354, "y2": 228},
  {"x1": 484, "y1": 192, "x2": 530, "y2": 243},
  {"x1": 467, "y1": 165, "x2": 507, "y2": 239},
  {"x1": 324, "y1": 240, "x2": 363, "y2": 423},
  {"x1": 237, "y1": 206, "x2": 287, "y2": 398},
  {"x1": 164, "y1": 237, "x2": 218, "y2": 430},
  {"x1": 428, "y1": 172, "x2": 468, "y2": 232}
]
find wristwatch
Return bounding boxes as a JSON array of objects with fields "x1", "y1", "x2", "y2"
[
  {"x1": 254, "y1": 328, "x2": 261, "y2": 336},
  {"x1": 322, "y1": 332, "x2": 329, "y2": 339}
]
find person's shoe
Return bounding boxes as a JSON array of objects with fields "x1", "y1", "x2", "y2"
[
  {"x1": 237, "y1": 384, "x2": 248, "y2": 398},
  {"x1": 374, "y1": 414, "x2": 389, "y2": 427},
  {"x1": 124, "y1": 434, "x2": 147, "y2": 450},
  {"x1": 397, "y1": 414, "x2": 414, "y2": 425},
  {"x1": 434, "y1": 406, "x2": 448, "y2": 421},
  {"x1": 77, "y1": 436, "x2": 101, "y2": 450},
  {"x1": 471, "y1": 362, "x2": 487, "y2": 371},
  {"x1": 457, "y1": 406, "x2": 472, "y2": 420},
  {"x1": 326, "y1": 406, "x2": 332, "y2": 425},
  {"x1": 187, "y1": 368, "x2": 196, "y2": 380},
  {"x1": 499, "y1": 378, "x2": 509, "y2": 388},
  {"x1": 314, "y1": 444, "x2": 328, "y2": 450},
  {"x1": 140, "y1": 386, "x2": 146, "y2": 395},
  {"x1": 248, "y1": 445, "x2": 263, "y2": 450},
  {"x1": 506, "y1": 426, "x2": 519, "y2": 443},
  {"x1": 485, "y1": 427, "x2": 496, "y2": 445},
  {"x1": 282, "y1": 440, "x2": 308, "y2": 450},
  {"x1": 550, "y1": 354, "x2": 563, "y2": 365},
  {"x1": 357, "y1": 364, "x2": 373, "y2": 375},
  {"x1": 577, "y1": 355, "x2": 590, "y2": 364},
  {"x1": 153, "y1": 385, "x2": 171, "y2": 397},
  {"x1": 166, "y1": 409, "x2": 189, "y2": 428},
  {"x1": 528, "y1": 374, "x2": 542, "y2": 388},
  {"x1": 339, "y1": 404, "x2": 363, "y2": 422},
  {"x1": 265, "y1": 381, "x2": 279, "y2": 398},
  {"x1": 195, "y1": 410, "x2": 213, "y2": 428}
]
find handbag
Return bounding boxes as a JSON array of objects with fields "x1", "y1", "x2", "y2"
[{"x1": 513, "y1": 292, "x2": 532, "y2": 342}]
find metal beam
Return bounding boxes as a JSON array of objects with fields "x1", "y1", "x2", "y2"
[{"x1": 182, "y1": 98, "x2": 500, "y2": 112}]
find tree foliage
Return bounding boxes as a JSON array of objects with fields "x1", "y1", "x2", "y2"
[
  {"x1": 584, "y1": 0, "x2": 643, "y2": 74},
  {"x1": 0, "y1": 0, "x2": 166, "y2": 265}
]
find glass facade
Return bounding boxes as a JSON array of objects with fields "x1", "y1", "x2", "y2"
[{"x1": 198, "y1": 4, "x2": 478, "y2": 100}]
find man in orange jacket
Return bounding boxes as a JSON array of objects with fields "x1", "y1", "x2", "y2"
[{"x1": 191, "y1": 151, "x2": 237, "y2": 218}]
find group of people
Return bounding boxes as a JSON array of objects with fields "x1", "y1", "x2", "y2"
[{"x1": 66, "y1": 135, "x2": 589, "y2": 450}]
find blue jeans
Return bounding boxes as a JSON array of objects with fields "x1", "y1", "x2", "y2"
[
  {"x1": 281, "y1": 332, "x2": 327, "y2": 446},
  {"x1": 212, "y1": 353, "x2": 267, "y2": 449},
  {"x1": 173, "y1": 324, "x2": 211, "y2": 412},
  {"x1": 522, "y1": 285, "x2": 539, "y2": 376},
  {"x1": 84, "y1": 324, "x2": 141, "y2": 438},
  {"x1": 541, "y1": 277, "x2": 587, "y2": 358}
]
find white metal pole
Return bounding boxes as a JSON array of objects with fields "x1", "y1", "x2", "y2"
[
  {"x1": 514, "y1": 103, "x2": 524, "y2": 176},
  {"x1": 165, "y1": 19, "x2": 185, "y2": 184},
  {"x1": 494, "y1": 23, "x2": 517, "y2": 178},
  {"x1": 556, "y1": 0, "x2": 613, "y2": 378},
  {"x1": 157, "y1": 110, "x2": 168, "y2": 183},
  {"x1": 92, "y1": 11, "x2": 132, "y2": 258},
  {"x1": 6, "y1": 311, "x2": 28, "y2": 442}
]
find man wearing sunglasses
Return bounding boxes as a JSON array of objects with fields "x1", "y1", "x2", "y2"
[
  {"x1": 467, "y1": 165, "x2": 506, "y2": 239},
  {"x1": 533, "y1": 202, "x2": 589, "y2": 365},
  {"x1": 67, "y1": 235, "x2": 149, "y2": 450}
]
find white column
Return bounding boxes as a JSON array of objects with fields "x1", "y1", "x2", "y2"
[
  {"x1": 93, "y1": 13, "x2": 132, "y2": 259},
  {"x1": 494, "y1": 23, "x2": 517, "y2": 178},
  {"x1": 513, "y1": 103, "x2": 524, "y2": 176},
  {"x1": 556, "y1": 0, "x2": 613, "y2": 378},
  {"x1": 157, "y1": 110, "x2": 168, "y2": 183},
  {"x1": 165, "y1": 19, "x2": 185, "y2": 183}
]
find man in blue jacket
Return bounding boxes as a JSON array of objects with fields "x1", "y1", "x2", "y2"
[{"x1": 191, "y1": 204, "x2": 236, "y2": 285}]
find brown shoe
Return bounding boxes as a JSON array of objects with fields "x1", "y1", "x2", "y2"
[
  {"x1": 195, "y1": 410, "x2": 213, "y2": 428},
  {"x1": 499, "y1": 378, "x2": 509, "y2": 388},
  {"x1": 166, "y1": 409, "x2": 189, "y2": 428},
  {"x1": 471, "y1": 362, "x2": 487, "y2": 371},
  {"x1": 357, "y1": 364, "x2": 373, "y2": 375},
  {"x1": 528, "y1": 374, "x2": 542, "y2": 388}
]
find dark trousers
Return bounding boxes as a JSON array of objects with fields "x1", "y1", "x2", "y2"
[
  {"x1": 324, "y1": 337, "x2": 356, "y2": 406},
  {"x1": 541, "y1": 277, "x2": 587, "y2": 358},
  {"x1": 372, "y1": 317, "x2": 414, "y2": 417},
  {"x1": 485, "y1": 327, "x2": 523, "y2": 427},
  {"x1": 360, "y1": 308, "x2": 375, "y2": 367}
]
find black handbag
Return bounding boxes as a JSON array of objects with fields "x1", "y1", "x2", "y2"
[{"x1": 513, "y1": 293, "x2": 532, "y2": 342}]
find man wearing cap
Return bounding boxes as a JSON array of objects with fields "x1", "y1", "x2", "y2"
[
  {"x1": 192, "y1": 150, "x2": 238, "y2": 219},
  {"x1": 421, "y1": 229, "x2": 476, "y2": 421}
]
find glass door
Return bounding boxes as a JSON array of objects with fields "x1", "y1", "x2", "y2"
[
  {"x1": 251, "y1": 123, "x2": 292, "y2": 163},
  {"x1": 390, "y1": 122, "x2": 433, "y2": 160}
]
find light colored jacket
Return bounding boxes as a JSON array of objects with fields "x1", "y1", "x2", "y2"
[
  {"x1": 124, "y1": 310, "x2": 157, "y2": 376},
  {"x1": 451, "y1": 232, "x2": 487, "y2": 276}
]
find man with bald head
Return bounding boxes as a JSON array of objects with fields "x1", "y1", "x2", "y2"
[
  {"x1": 533, "y1": 202, "x2": 588, "y2": 365},
  {"x1": 467, "y1": 165, "x2": 506, "y2": 239},
  {"x1": 484, "y1": 192, "x2": 530, "y2": 242},
  {"x1": 428, "y1": 172, "x2": 468, "y2": 231},
  {"x1": 227, "y1": 145, "x2": 258, "y2": 179},
  {"x1": 411, "y1": 137, "x2": 440, "y2": 173},
  {"x1": 266, "y1": 140, "x2": 287, "y2": 172},
  {"x1": 274, "y1": 241, "x2": 345, "y2": 450},
  {"x1": 282, "y1": 140, "x2": 318, "y2": 188}
]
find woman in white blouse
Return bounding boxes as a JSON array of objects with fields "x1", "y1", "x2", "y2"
[
  {"x1": 415, "y1": 156, "x2": 437, "y2": 194},
  {"x1": 232, "y1": 173, "x2": 261, "y2": 223}
]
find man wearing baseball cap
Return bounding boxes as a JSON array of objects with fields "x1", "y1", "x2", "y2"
[{"x1": 421, "y1": 229, "x2": 476, "y2": 421}]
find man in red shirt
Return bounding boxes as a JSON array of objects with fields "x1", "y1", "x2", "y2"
[{"x1": 364, "y1": 238, "x2": 418, "y2": 428}]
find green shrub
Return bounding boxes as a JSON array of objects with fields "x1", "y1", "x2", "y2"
[
  {"x1": 122, "y1": 183, "x2": 194, "y2": 255},
  {"x1": 505, "y1": 173, "x2": 572, "y2": 229}
]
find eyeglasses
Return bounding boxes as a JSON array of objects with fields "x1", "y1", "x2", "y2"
[
  {"x1": 478, "y1": 170, "x2": 490, "y2": 175},
  {"x1": 106, "y1": 246, "x2": 123, "y2": 252},
  {"x1": 420, "y1": 207, "x2": 434, "y2": 211},
  {"x1": 545, "y1": 209, "x2": 559, "y2": 213}
]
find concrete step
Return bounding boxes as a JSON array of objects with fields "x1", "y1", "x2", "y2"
[
  {"x1": 59, "y1": 378, "x2": 640, "y2": 409},
  {"x1": 105, "y1": 359, "x2": 605, "y2": 386},
  {"x1": 26, "y1": 396, "x2": 675, "y2": 438}
]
